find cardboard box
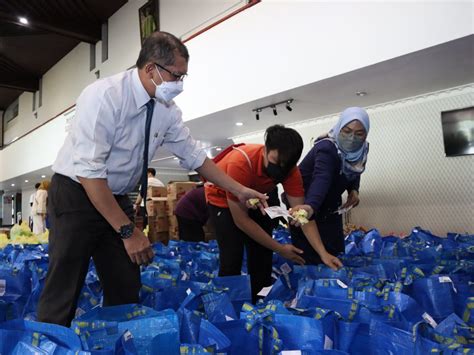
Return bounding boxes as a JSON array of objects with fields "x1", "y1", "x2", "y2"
[
  {"x1": 168, "y1": 215, "x2": 178, "y2": 229},
  {"x1": 169, "y1": 229, "x2": 179, "y2": 240},
  {"x1": 135, "y1": 216, "x2": 145, "y2": 231},
  {"x1": 148, "y1": 231, "x2": 169, "y2": 245},
  {"x1": 167, "y1": 182, "x2": 197, "y2": 200},
  {"x1": 167, "y1": 198, "x2": 178, "y2": 216},
  {"x1": 146, "y1": 198, "x2": 168, "y2": 217},
  {"x1": 148, "y1": 216, "x2": 169, "y2": 232},
  {"x1": 148, "y1": 186, "x2": 167, "y2": 198}
]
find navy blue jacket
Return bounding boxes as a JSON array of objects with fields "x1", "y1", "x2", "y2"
[{"x1": 299, "y1": 139, "x2": 360, "y2": 221}]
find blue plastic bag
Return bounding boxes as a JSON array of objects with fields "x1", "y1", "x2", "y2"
[
  {"x1": 0, "y1": 319, "x2": 83, "y2": 354},
  {"x1": 71, "y1": 304, "x2": 180, "y2": 355},
  {"x1": 410, "y1": 275, "x2": 456, "y2": 321}
]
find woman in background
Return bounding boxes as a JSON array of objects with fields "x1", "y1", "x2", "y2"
[
  {"x1": 291, "y1": 107, "x2": 370, "y2": 264},
  {"x1": 175, "y1": 184, "x2": 209, "y2": 242},
  {"x1": 32, "y1": 180, "x2": 50, "y2": 234}
]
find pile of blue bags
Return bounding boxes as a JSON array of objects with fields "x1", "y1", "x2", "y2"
[{"x1": 0, "y1": 227, "x2": 473, "y2": 354}]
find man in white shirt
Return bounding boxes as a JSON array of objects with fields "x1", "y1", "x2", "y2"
[
  {"x1": 37, "y1": 31, "x2": 267, "y2": 327},
  {"x1": 28, "y1": 182, "x2": 40, "y2": 230}
]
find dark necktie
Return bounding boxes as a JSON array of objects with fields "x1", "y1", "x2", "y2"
[{"x1": 140, "y1": 99, "x2": 155, "y2": 218}]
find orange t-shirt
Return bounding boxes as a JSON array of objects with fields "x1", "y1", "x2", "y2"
[{"x1": 205, "y1": 144, "x2": 305, "y2": 208}]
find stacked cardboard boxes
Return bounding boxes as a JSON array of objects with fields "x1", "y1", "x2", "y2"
[
  {"x1": 146, "y1": 187, "x2": 169, "y2": 244},
  {"x1": 139, "y1": 182, "x2": 198, "y2": 241},
  {"x1": 167, "y1": 182, "x2": 197, "y2": 239}
]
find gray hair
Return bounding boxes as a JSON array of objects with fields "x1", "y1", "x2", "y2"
[{"x1": 136, "y1": 31, "x2": 189, "y2": 68}]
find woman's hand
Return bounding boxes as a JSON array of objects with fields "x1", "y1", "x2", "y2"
[
  {"x1": 288, "y1": 205, "x2": 314, "y2": 227},
  {"x1": 342, "y1": 190, "x2": 359, "y2": 209},
  {"x1": 320, "y1": 252, "x2": 343, "y2": 270}
]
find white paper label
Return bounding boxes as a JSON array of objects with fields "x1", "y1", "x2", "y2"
[
  {"x1": 281, "y1": 351, "x2": 302, "y2": 355},
  {"x1": 225, "y1": 315, "x2": 234, "y2": 321},
  {"x1": 181, "y1": 272, "x2": 188, "y2": 281},
  {"x1": 335, "y1": 205, "x2": 353, "y2": 215},
  {"x1": 422, "y1": 312, "x2": 438, "y2": 328},
  {"x1": 264, "y1": 206, "x2": 292, "y2": 220},
  {"x1": 289, "y1": 297, "x2": 298, "y2": 308},
  {"x1": 280, "y1": 263, "x2": 292, "y2": 274},
  {"x1": 439, "y1": 276, "x2": 452, "y2": 283},
  {"x1": 439, "y1": 276, "x2": 458, "y2": 293},
  {"x1": 0, "y1": 280, "x2": 5, "y2": 296},
  {"x1": 257, "y1": 285, "x2": 273, "y2": 297},
  {"x1": 123, "y1": 330, "x2": 133, "y2": 341},
  {"x1": 186, "y1": 288, "x2": 192, "y2": 296},
  {"x1": 324, "y1": 335, "x2": 334, "y2": 350},
  {"x1": 336, "y1": 279, "x2": 348, "y2": 289}
]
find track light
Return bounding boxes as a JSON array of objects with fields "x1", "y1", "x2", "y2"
[{"x1": 252, "y1": 98, "x2": 293, "y2": 121}]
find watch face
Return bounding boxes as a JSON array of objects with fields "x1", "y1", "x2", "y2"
[{"x1": 120, "y1": 223, "x2": 134, "y2": 239}]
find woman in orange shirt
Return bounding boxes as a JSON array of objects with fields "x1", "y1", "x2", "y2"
[{"x1": 206, "y1": 125, "x2": 342, "y2": 301}]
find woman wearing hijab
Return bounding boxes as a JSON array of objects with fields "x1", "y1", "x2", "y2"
[{"x1": 290, "y1": 107, "x2": 370, "y2": 264}]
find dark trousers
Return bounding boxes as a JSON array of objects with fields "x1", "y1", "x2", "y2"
[
  {"x1": 291, "y1": 216, "x2": 344, "y2": 265},
  {"x1": 37, "y1": 174, "x2": 140, "y2": 327},
  {"x1": 208, "y1": 204, "x2": 278, "y2": 303},
  {"x1": 177, "y1": 215, "x2": 205, "y2": 242}
]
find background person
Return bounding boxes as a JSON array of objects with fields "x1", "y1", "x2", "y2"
[{"x1": 291, "y1": 107, "x2": 370, "y2": 264}]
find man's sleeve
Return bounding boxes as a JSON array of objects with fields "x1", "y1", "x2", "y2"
[
  {"x1": 73, "y1": 87, "x2": 116, "y2": 179},
  {"x1": 161, "y1": 106, "x2": 207, "y2": 171}
]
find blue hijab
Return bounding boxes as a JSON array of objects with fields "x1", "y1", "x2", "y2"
[{"x1": 328, "y1": 107, "x2": 370, "y2": 180}]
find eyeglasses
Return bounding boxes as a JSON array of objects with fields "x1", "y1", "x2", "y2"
[{"x1": 155, "y1": 62, "x2": 187, "y2": 81}]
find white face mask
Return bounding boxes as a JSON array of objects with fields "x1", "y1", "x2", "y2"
[{"x1": 151, "y1": 65, "x2": 184, "y2": 102}]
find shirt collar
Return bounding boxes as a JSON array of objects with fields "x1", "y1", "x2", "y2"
[{"x1": 131, "y1": 68, "x2": 153, "y2": 110}]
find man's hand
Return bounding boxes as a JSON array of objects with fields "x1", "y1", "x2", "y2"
[
  {"x1": 238, "y1": 186, "x2": 269, "y2": 214},
  {"x1": 276, "y1": 244, "x2": 305, "y2": 265},
  {"x1": 342, "y1": 190, "x2": 359, "y2": 209},
  {"x1": 122, "y1": 228, "x2": 154, "y2": 265},
  {"x1": 320, "y1": 252, "x2": 343, "y2": 271}
]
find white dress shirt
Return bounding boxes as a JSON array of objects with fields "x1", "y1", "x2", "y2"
[{"x1": 53, "y1": 69, "x2": 207, "y2": 195}]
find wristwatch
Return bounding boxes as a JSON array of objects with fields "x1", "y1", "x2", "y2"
[{"x1": 119, "y1": 222, "x2": 135, "y2": 239}]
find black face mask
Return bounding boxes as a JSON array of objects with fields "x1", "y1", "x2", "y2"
[{"x1": 265, "y1": 162, "x2": 287, "y2": 183}]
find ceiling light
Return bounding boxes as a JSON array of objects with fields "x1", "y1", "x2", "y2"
[
  {"x1": 173, "y1": 157, "x2": 179, "y2": 160},
  {"x1": 235, "y1": 122, "x2": 243, "y2": 126},
  {"x1": 25, "y1": 180, "x2": 29, "y2": 183},
  {"x1": 356, "y1": 91, "x2": 367, "y2": 97},
  {"x1": 11, "y1": 183, "x2": 15, "y2": 187},
  {"x1": 41, "y1": 175, "x2": 46, "y2": 178},
  {"x1": 252, "y1": 99, "x2": 293, "y2": 120},
  {"x1": 19, "y1": 17, "x2": 28, "y2": 25},
  {"x1": 215, "y1": 147, "x2": 222, "y2": 151}
]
